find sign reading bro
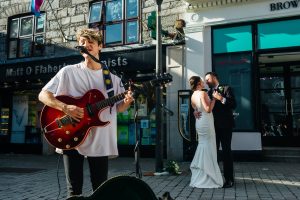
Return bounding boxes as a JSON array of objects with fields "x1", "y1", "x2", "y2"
[{"x1": 270, "y1": 0, "x2": 300, "y2": 11}]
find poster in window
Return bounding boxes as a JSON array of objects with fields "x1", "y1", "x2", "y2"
[
  {"x1": 9, "y1": 19, "x2": 19, "y2": 38},
  {"x1": 106, "y1": 0, "x2": 122, "y2": 22},
  {"x1": 20, "y1": 16, "x2": 33, "y2": 36},
  {"x1": 126, "y1": 0, "x2": 138, "y2": 18},
  {"x1": 19, "y1": 38, "x2": 32, "y2": 57},
  {"x1": 34, "y1": 35, "x2": 44, "y2": 56},
  {"x1": 105, "y1": 23, "x2": 122, "y2": 45},
  {"x1": 117, "y1": 125, "x2": 129, "y2": 145},
  {"x1": 126, "y1": 21, "x2": 138, "y2": 43},
  {"x1": 89, "y1": 2, "x2": 103, "y2": 23},
  {"x1": 8, "y1": 40, "x2": 17, "y2": 59},
  {"x1": 35, "y1": 14, "x2": 45, "y2": 33},
  {"x1": 11, "y1": 95, "x2": 28, "y2": 144},
  {"x1": 136, "y1": 94, "x2": 147, "y2": 116}
]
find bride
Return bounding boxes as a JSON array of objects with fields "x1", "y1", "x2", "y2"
[{"x1": 189, "y1": 76, "x2": 223, "y2": 188}]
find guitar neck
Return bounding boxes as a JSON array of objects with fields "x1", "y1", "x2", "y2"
[
  {"x1": 95, "y1": 92, "x2": 126, "y2": 110},
  {"x1": 93, "y1": 74, "x2": 172, "y2": 110}
]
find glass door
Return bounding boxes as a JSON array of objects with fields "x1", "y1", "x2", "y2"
[
  {"x1": 290, "y1": 66, "x2": 300, "y2": 138},
  {"x1": 259, "y1": 64, "x2": 300, "y2": 146}
]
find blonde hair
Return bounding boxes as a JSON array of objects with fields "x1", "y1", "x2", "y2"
[{"x1": 76, "y1": 28, "x2": 103, "y2": 45}]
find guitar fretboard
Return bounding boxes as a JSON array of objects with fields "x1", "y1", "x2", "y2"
[
  {"x1": 58, "y1": 92, "x2": 126, "y2": 127},
  {"x1": 95, "y1": 92, "x2": 126, "y2": 110}
]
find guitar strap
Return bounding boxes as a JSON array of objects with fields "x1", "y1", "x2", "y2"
[{"x1": 102, "y1": 65, "x2": 114, "y2": 113}]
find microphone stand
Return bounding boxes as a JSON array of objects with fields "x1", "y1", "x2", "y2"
[
  {"x1": 160, "y1": 104, "x2": 174, "y2": 116},
  {"x1": 133, "y1": 96, "x2": 142, "y2": 178},
  {"x1": 127, "y1": 81, "x2": 143, "y2": 178},
  {"x1": 75, "y1": 46, "x2": 143, "y2": 178}
]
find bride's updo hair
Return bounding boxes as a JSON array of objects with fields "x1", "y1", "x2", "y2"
[{"x1": 189, "y1": 76, "x2": 202, "y2": 91}]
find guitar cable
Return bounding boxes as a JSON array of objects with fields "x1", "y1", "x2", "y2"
[{"x1": 55, "y1": 154, "x2": 62, "y2": 200}]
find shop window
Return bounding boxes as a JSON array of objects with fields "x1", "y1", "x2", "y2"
[
  {"x1": 257, "y1": 19, "x2": 300, "y2": 50},
  {"x1": 117, "y1": 93, "x2": 157, "y2": 146},
  {"x1": 213, "y1": 25, "x2": 252, "y2": 54},
  {"x1": 88, "y1": 0, "x2": 140, "y2": 46},
  {"x1": 10, "y1": 92, "x2": 42, "y2": 144},
  {"x1": 213, "y1": 53, "x2": 255, "y2": 131},
  {"x1": 7, "y1": 13, "x2": 45, "y2": 59}
]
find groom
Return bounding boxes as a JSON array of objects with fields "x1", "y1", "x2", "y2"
[{"x1": 205, "y1": 72, "x2": 236, "y2": 188}]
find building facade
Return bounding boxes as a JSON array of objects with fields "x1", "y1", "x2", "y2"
[
  {"x1": 0, "y1": 0, "x2": 188, "y2": 159},
  {"x1": 184, "y1": 0, "x2": 300, "y2": 153},
  {"x1": 3, "y1": 0, "x2": 297, "y2": 160}
]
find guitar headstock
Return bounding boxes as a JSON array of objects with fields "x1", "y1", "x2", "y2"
[
  {"x1": 149, "y1": 73, "x2": 173, "y2": 87},
  {"x1": 130, "y1": 73, "x2": 173, "y2": 96}
]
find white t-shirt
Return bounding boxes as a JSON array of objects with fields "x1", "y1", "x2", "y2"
[{"x1": 42, "y1": 62, "x2": 125, "y2": 157}]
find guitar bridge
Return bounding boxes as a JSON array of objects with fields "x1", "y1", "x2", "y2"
[{"x1": 56, "y1": 119, "x2": 63, "y2": 128}]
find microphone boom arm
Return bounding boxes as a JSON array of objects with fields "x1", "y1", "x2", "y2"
[{"x1": 75, "y1": 46, "x2": 101, "y2": 63}]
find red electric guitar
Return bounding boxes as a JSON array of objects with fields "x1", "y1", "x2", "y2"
[{"x1": 40, "y1": 74, "x2": 172, "y2": 150}]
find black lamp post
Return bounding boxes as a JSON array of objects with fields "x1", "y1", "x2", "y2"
[{"x1": 155, "y1": 0, "x2": 164, "y2": 172}]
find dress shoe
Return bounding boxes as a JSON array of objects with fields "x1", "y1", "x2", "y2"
[{"x1": 223, "y1": 180, "x2": 234, "y2": 188}]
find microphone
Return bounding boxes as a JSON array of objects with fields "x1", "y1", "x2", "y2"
[{"x1": 75, "y1": 46, "x2": 88, "y2": 54}]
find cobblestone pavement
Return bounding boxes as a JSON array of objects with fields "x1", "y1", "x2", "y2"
[{"x1": 0, "y1": 154, "x2": 300, "y2": 200}]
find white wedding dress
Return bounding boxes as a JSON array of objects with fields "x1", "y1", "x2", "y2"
[{"x1": 190, "y1": 91, "x2": 223, "y2": 188}]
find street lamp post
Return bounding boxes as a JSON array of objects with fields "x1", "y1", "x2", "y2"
[{"x1": 155, "y1": 0, "x2": 164, "y2": 172}]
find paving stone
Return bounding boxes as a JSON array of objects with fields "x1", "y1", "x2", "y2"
[{"x1": 0, "y1": 154, "x2": 300, "y2": 199}]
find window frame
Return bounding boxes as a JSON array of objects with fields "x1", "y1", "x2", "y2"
[
  {"x1": 7, "y1": 13, "x2": 46, "y2": 59},
  {"x1": 212, "y1": 25, "x2": 253, "y2": 54},
  {"x1": 35, "y1": 14, "x2": 46, "y2": 34},
  {"x1": 88, "y1": 0, "x2": 141, "y2": 47},
  {"x1": 19, "y1": 16, "x2": 34, "y2": 37},
  {"x1": 9, "y1": 18, "x2": 19, "y2": 38},
  {"x1": 89, "y1": 2, "x2": 103, "y2": 24},
  {"x1": 212, "y1": 23, "x2": 257, "y2": 132},
  {"x1": 257, "y1": 18, "x2": 300, "y2": 50},
  {"x1": 212, "y1": 52, "x2": 256, "y2": 132}
]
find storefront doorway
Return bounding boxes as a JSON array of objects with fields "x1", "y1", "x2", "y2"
[{"x1": 259, "y1": 53, "x2": 300, "y2": 146}]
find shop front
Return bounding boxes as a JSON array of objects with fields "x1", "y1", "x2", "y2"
[
  {"x1": 0, "y1": 45, "x2": 167, "y2": 155},
  {"x1": 184, "y1": 0, "x2": 300, "y2": 151},
  {"x1": 258, "y1": 55, "x2": 300, "y2": 147},
  {"x1": 0, "y1": 56, "x2": 81, "y2": 154}
]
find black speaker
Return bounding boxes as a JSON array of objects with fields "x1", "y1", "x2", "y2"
[{"x1": 67, "y1": 176, "x2": 157, "y2": 200}]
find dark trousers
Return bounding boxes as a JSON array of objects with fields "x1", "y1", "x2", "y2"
[
  {"x1": 63, "y1": 150, "x2": 108, "y2": 197},
  {"x1": 215, "y1": 127, "x2": 234, "y2": 182}
]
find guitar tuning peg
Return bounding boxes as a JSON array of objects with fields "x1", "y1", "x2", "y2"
[{"x1": 168, "y1": 83, "x2": 172, "y2": 86}]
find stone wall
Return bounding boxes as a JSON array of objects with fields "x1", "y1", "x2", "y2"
[
  {"x1": 0, "y1": 0, "x2": 188, "y2": 159},
  {"x1": 142, "y1": 0, "x2": 188, "y2": 44},
  {"x1": 0, "y1": 0, "x2": 187, "y2": 62}
]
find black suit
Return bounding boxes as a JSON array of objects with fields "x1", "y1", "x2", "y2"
[{"x1": 208, "y1": 85, "x2": 236, "y2": 182}]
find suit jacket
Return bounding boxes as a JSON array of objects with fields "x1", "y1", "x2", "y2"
[{"x1": 208, "y1": 85, "x2": 236, "y2": 129}]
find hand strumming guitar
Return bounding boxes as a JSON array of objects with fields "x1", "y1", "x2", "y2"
[{"x1": 62, "y1": 104, "x2": 84, "y2": 122}]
